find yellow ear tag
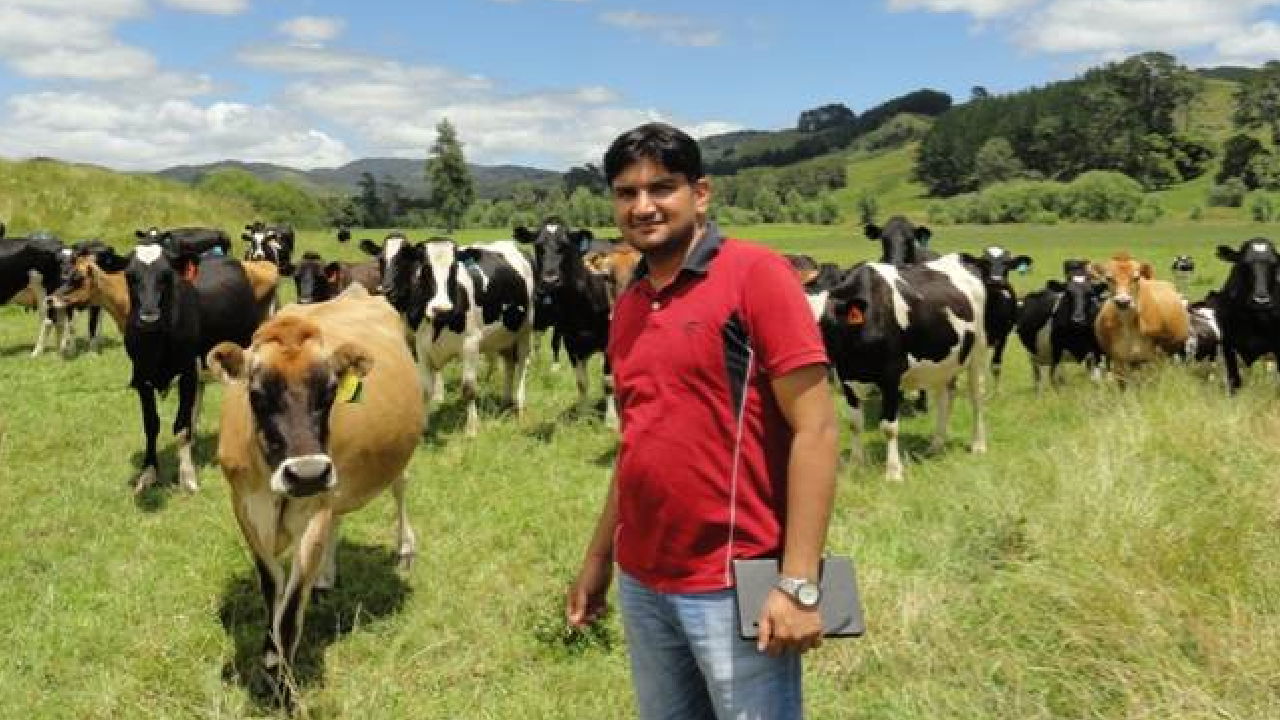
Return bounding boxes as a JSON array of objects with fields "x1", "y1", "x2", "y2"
[{"x1": 338, "y1": 371, "x2": 363, "y2": 403}]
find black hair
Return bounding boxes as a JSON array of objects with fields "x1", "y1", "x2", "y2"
[{"x1": 603, "y1": 122, "x2": 704, "y2": 186}]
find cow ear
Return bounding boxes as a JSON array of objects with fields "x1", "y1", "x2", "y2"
[
  {"x1": 914, "y1": 226, "x2": 933, "y2": 243},
  {"x1": 863, "y1": 224, "x2": 882, "y2": 240},
  {"x1": 513, "y1": 226, "x2": 535, "y2": 243},
  {"x1": 456, "y1": 248, "x2": 482, "y2": 264},
  {"x1": 134, "y1": 230, "x2": 147, "y2": 240},
  {"x1": 337, "y1": 228, "x2": 351, "y2": 242},
  {"x1": 1216, "y1": 245, "x2": 1240, "y2": 263},
  {"x1": 571, "y1": 229, "x2": 594, "y2": 242},
  {"x1": 359, "y1": 239, "x2": 382, "y2": 256},
  {"x1": 324, "y1": 262, "x2": 342, "y2": 284},
  {"x1": 330, "y1": 342, "x2": 374, "y2": 379},
  {"x1": 207, "y1": 342, "x2": 248, "y2": 383},
  {"x1": 1139, "y1": 263, "x2": 1154, "y2": 279},
  {"x1": 959, "y1": 252, "x2": 979, "y2": 266},
  {"x1": 1093, "y1": 283, "x2": 1110, "y2": 296},
  {"x1": 1046, "y1": 279, "x2": 1066, "y2": 293},
  {"x1": 279, "y1": 262, "x2": 295, "y2": 277},
  {"x1": 1014, "y1": 255, "x2": 1033, "y2": 271},
  {"x1": 241, "y1": 232, "x2": 252, "y2": 241}
]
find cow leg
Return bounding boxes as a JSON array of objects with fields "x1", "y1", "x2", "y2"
[
  {"x1": 572, "y1": 357, "x2": 591, "y2": 416},
  {"x1": 461, "y1": 339, "x2": 482, "y2": 438},
  {"x1": 56, "y1": 306, "x2": 75, "y2": 358},
  {"x1": 29, "y1": 272, "x2": 50, "y2": 357},
  {"x1": 551, "y1": 327, "x2": 564, "y2": 371},
  {"x1": 1223, "y1": 343, "x2": 1244, "y2": 393},
  {"x1": 88, "y1": 306, "x2": 104, "y2": 352},
  {"x1": 603, "y1": 356, "x2": 618, "y2": 430},
  {"x1": 841, "y1": 380, "x2": 865, "y2": 466},
  {"x1": 134, "y1": 384, "x2": 161, "y2": 494},
  {"x1": 392, "y1": 473, "x2": 416, "y2": 571},
  {"x1": 880, "y1": 384, "x2": 904, "y2": 481},
  {"x1": 173, "y1": 364, "x2": 200, "y2": 492},
  {"x1": 1031, "y1": 362, "x2": 1044, "y2": 393},
  {"x1": 929, "y1": 381, "x2": 955, "y2": 454},
  {"x1": 507, "y1": 334, "x2": 533, "y2": 417},
  {"x1": 990, "y1": 335, "x2": 1007, "y2": 386},
  {"x1": 272, "y1": 509, "x2": 333, "y2": 674},
  {"x1": 968, "y1": 355, "x2": 988, "y2": 454},
  {"x1": 313, "y1": 516, "x2": 342, "y2": 592}
]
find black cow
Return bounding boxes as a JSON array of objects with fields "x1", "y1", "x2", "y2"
[
  {"x1": 809, "y1": 254, "x2": 987, "y2": 480},
  {"x1": 1213, "y1": 238, "x2": 1280, "y2": 392},
  {"x1": 1, "y1": 231, "x2": 66, "y2": 356},
  {"x1": 96, "y1": 243, "x2": 275, "y2": 493},
  {"x1": 241, "y1": 221, "x2": 295, "y2": 276},
  {"x1": 1016, "y1": 259, "x2": 1107, "y2": 390},
  {"x1": 514, "y1": 218, "x2": 616, "y2": 426},
  {"x1": 960, "y1": 246, "x2": 1032, "y2": 382},
  {"x1": 293, "y1": 251, "x2": 381, "y2": 304},
  {"x1": 865, "y1": 216, "x2": 939, "y2": 266}
]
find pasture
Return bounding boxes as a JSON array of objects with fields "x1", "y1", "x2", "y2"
[{"x1": 2, "y1": 220, "x2": 1280, "y2": 718}]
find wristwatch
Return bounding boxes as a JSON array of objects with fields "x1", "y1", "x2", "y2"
[{"x1": 776, "y1": 576, "x2": 821, "y2": 609}]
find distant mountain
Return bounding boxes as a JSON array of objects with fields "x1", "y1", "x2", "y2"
[{"x1": 155, "y1": 158, "x2": 562, "y2": 200}]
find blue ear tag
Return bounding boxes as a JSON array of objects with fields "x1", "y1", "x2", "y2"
[
  {"x1": 579, "y1": 239, "x2": 590, "y2": 253},
  {"x1": 1017, "y1": 262, "x2": 1029, "y2": 275}
]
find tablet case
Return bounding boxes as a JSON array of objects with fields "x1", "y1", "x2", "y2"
[{"x1": 732, "y1": 556, "x2": 865, "y2": 639}]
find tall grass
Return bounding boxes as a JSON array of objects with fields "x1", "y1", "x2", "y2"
[{"x1": 2, "y1": 221, "x2": 1280, "y2": 716}]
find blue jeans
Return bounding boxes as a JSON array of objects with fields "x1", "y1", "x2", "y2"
[{"x1": 618, "y1": 571, "x2": 802, "y2": 720}]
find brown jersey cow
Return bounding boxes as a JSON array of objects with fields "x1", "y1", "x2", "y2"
[
  {"x1": 207, "y1": 285, "x2": 423, "y2": 692},
  {"x1": 1093, "y1": 252, "x2": 1189, "y2": 380}
]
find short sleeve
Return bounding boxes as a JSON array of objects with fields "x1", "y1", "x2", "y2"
[{"x1": 739, "y1": 251, "x2": 829, "y2": 377}]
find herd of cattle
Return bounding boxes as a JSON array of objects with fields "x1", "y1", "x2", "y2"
[{"x1": 2, "y1": 212, "x2": 1277, "y2": 687}]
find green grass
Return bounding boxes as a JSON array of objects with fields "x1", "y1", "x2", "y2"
[{"x1": 4, "y1": 223, "x2": 1280, "y2": 718}]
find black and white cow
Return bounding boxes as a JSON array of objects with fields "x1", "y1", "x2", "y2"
[
  {"x1": 1171, "y1": 254, "x2": 1195, "y2": 298},
  {"x1": 1185, "y1": 290, "x2": 1223, "y2": 368},
  {"x1": 241, "y1": 221, "x2": 295, "y2": 276},
  {"x1": 1213, "y1": 238, "x2": 1280, "y2": 392},
  {"x1": 407, "y1": 238, "x2": 534, "y2": 436},
  {"x1": 293, "y1": 251, "x2": 381, "y2": 305},
  {"x1": 514, "y1": 218, "x2": 616, "y2": 426},
  {"x1": 1016, "y1": 260, "x2": 1107, "y2": 390},
  {"x1": 96, "y1": 243, "x2": 276, "y2": 493},
  {"x1": 359, "y1": 232, "x2": 419, "y2": 321},
  {"x1": 809, "y1": 254, "x2": 987, "y2": 481},
  {"x1": 1, "y1": 231, "x2": 65, "y2": 357},
  {"x1": 865, "y1": 216, "x2": 939, "y2": 266},
  {"x1": 960, "y1": 246, "x2": 1032, "y2": 382}
]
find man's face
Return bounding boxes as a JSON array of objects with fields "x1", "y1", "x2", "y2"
[{"x1": 610, "y1": 157, "x2": 710, "y2": 253}]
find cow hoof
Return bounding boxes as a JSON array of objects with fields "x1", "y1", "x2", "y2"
[
  {"x1": 133, "y1": 467, "x2": 158, "y2": 495},
  {"x1": 397, "y1": 550, "x2": 416, "y2": 572},
  {"x1": 885, "y1": 468, "x2": 904, "y2": 482},
  {"x1": 928, "y1": 439, "x2": 946, "y2": 454},
  {"x1": 179, "y1": 468, "x2": 200, "y2": 493},
  {"x1": 970, "y1": 442, "x2": 988, "y2": 454}
]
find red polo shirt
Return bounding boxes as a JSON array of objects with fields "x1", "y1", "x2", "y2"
[{"x1": 607, "y1": 224, "x2": 828, "y2": 593}]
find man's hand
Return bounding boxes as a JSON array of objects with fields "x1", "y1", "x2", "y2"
[
  {"x1": 756, "y1": 588, "x2": 823, "y2": 656},
  {"x1": 566, "y1": 553, "x2": 613, "y2": 628}
]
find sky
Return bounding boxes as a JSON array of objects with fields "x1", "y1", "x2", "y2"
[{"x1": 0, "y1": 0, "x2": 1278, "y2": 173}]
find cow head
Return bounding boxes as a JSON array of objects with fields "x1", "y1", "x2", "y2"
[
  {"x1": 120, "y1": 243, "x2": 199, "y2": 332},
  {"x1": 960, "y1": 246, "x2": 1032, "y2": 286},
  {"x1": 1093, "y1": 253, "x2": 1154, "y2": 314},
  {"x1": 293, "y1": 252, "x2": 335, "y2": 305},
  {"x1": 1171, "y1": 255, "x2": 1195, "y2": 273},
  {"x1": 134, "y1": 227, "x2": 163, "y2": 244},
  {"x1": 208, "y1": 315, "x2": 373, "y2": 498},
  {"x1": 419, "y1": 238, "x2": 467, "y2": 322},
  {"x1": 360, "y1": 232, "x2": 423, "y2": 315},
  {"x1": 241, "y1": 222, "x2": 283, "y2": 266},
  {"x1": 822, "y1": 263, "x2": 887, "y2": 342},
  {"x1": 1217, "y1": 238, "x2": 1280, "y2": 310},
  {"x1": 865, "y1": 216, "x2": 931, "y2": 266},
  {"x1": 1047, "y1": 261, "x2": 1107, "y2": 328},
  {"x1": 514, "y1": 217, "x2": 593, "y2": 292},
  {"x1": 52, "y1": 241, "x2": 111, "y2": 309}
]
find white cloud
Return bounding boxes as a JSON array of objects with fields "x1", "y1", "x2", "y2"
[
  {"x1": 1015, "y1": 0, "x2": 1273, "y2": 53},
  {"x1": 600, "y1": 11, "x2": 724, "y2": 47},
  {"x1": 0, "y1": 92, "x2": 352, "y2": 170},
  {"x1": 278, "y1": 16, "x2": 345, "y2": 48},
  {"x1": 887, "y1": 0, "x2": 1036, "y2": 19},
  {"x1": 160, "y1": 0, "x2": 250, "y2": 14},
  {"x1": 1215, "y1": 20, "x2": 1280, "y2": 63}
]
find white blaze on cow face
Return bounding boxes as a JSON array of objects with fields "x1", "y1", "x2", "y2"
[
  {"x1": 425, "y1": 240, "x2": 458, "y2": 318},
  {"x1": 805, "y1": 290, "x2": 829, "y2": 322},
  {"x1": 136, "y1": 244, "x2": 163, "y2": 265},
  {"x1": 384, "y1": 234, "x2": 404, "y2": 264},
  {"x1": 985, "y1": 246, "x2": 1005, "y2": 257}
]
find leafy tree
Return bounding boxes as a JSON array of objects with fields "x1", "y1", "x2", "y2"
[
  {"x1": 797, "y1": 103, "x2": 856, "y2": 133},
  {"x1": 354, "y1": 172, "x2": 388, "y2": 227},
  {"x1": 975, "y1": 137, "x2": 1024, "y2": 187},
  {"x1": 1234, "y1": 61, "x2": 1280, "y2": 146},
  {"x1": 425, "y1": 118, "x2": 475, "y2": 233},
  {"x1": 563, "y1": 163, "x2": 606, "y2": 195},
  {"x1": 970, "y1": 86, "x2": 990, "y2": 102},
  {"x1": 1218, "y1": 133, "x2": 1267, "y2": 185}
]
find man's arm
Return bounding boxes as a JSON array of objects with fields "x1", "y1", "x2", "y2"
[
  {"x1": 566, "y1": 474, "x2": 619, "y2": 627},
  {"x1": 757, "y1": 362, "x2": 838, "y2": 655}
]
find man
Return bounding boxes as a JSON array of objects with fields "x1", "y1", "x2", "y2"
[{"x1": 566, "y1": 122, "x2": 839, "y2": 719}]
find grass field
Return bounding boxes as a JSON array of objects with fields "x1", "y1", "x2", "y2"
[{"x1": 2, "y1": 221, "x2": 1280, "y2": 718}]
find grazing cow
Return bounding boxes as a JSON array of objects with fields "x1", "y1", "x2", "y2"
[
  {"x1": 1, "y1": 231, "x2": 66, "y2": 357},
  {"x1": 135, "y1": 226, "x2": 231, "y2": 257},
  {"x1": 1171, "y1": 254, "x2": 1195, "y2": 298},
  {"x1": 52, "y1": 249, "x2": 130, "y2": 337},
  {"x1": 293, "y1": 252, "x2": 381, "y2": 305},
  {"x1": 960, "y1": 246, "x2": 1032, "y2": 382},
  {"x1": 1185, "y1": 290, "x2": 1223, "y2": 367},
  {"x1": 96, "y1": 244, "x2": 278, "y2": 492},
  {"x1": 865, "y1": 216, "x2": 939, "y2": 266},
  {"x1": 1212, "y1": 239, "x2": 1280, "y2": 392},
  {"x1": 242, "y1": 221, "x2": 296, "y2": 276},
  {"x1": 207, "y1": 286, "x2": 421, "y2": 693},
  {"x1": 47, "y1": 240, "x2": 109, "y2": 355},
  {"x1": 411, "y1": 238, "x2": 534, "y2": 436},
  {"x1": 514, "y1": 218, "x2": 617, "y2": 425},
  {"x1": 1093, "y1": 252, "x2": 1189, "y2": 381},
  {"x1": 810, "y1": 254, "x2": 987, "y2": 480},
  {"x1": 1016, "y1": 260, "x2": 1107, "y2": 390}
]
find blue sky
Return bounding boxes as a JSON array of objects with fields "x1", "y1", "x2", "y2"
[{"x1": 0, "y1": 0, "x2": 1277, "y2": 171}]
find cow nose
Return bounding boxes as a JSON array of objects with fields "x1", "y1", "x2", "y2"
[
  {"x1": 1253, "y1": 294, "x2": 1271, "y2": 307},
  {"x1": 1113, "y1": 295, "x2": 1132, "y2": 309},
  {"x1": 139, "y1": 310, "x2": 161, "y2": 324},
  {"x1": 542, "y1": 272, "x2": 560, "y2": 285},
  {"x1": 275, "y1": 454, "x2": 335, "y2": 496}
]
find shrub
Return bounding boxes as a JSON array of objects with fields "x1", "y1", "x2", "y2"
[
  {"x1": 926, "y1": 202, "x2": 953, "y2": 225},
  {"x1": 1031, "y1": 210, "x2": 1060, "y2": 225},
  {"x1": 1208, "y1": 178, "x2": 1248, "y2": 208},
  {"x1": 1247, "y1": 192, "x2": 1279, "y2": 222},
  {"x1": 1188, "y1": 204, "x2": 1204, "y2": 221},
  {"x1": 1063, "y1": 171, "x2": 1145, "y2": 221}
]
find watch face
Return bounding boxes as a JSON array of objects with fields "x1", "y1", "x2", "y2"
[{"x1": 797, "y1": 582, "x2": 820, "y2": 607}]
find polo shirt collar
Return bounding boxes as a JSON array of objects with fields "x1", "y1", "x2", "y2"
[{"x1": 632, "y1": 221, "x2": 724, "y2": 281}]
